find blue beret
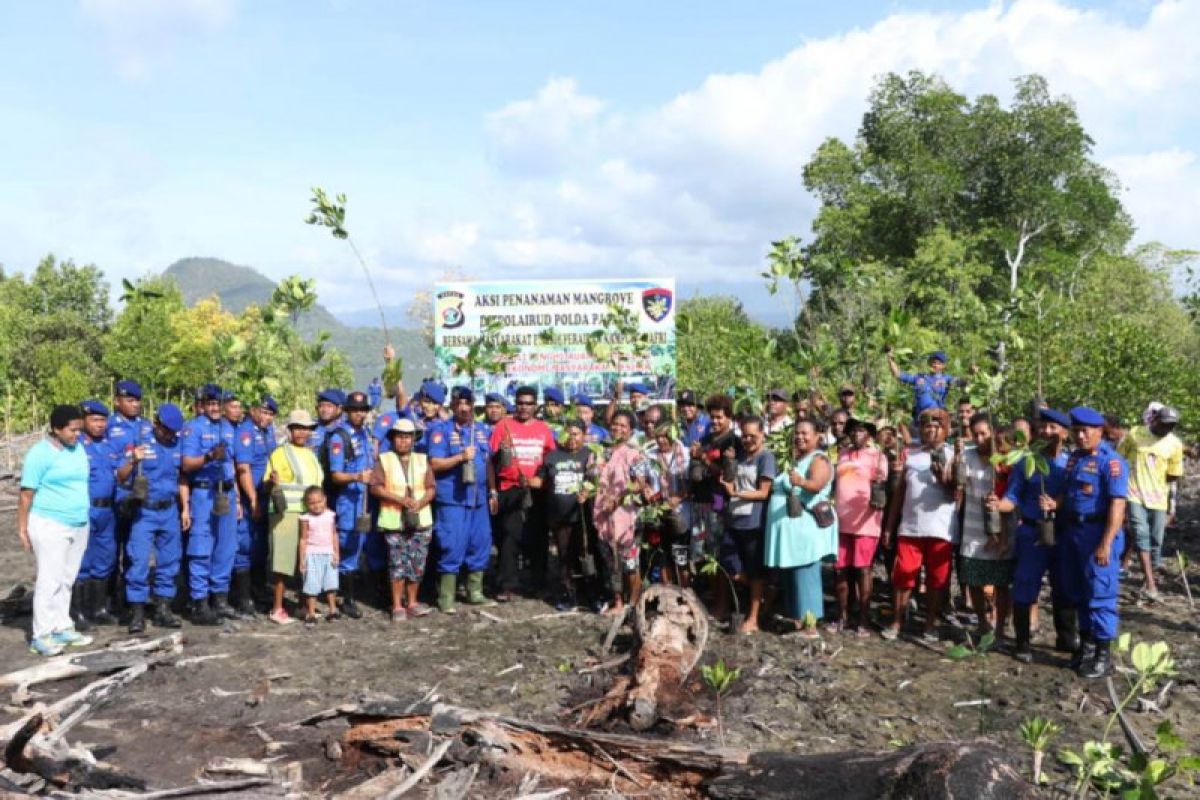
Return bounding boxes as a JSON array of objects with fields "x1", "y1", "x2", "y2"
[
  {"x1": 1070, "y1": 406, "x2": 1105, "y2": 427},
  {"x1": 156, "y1": 403, "x2": 185, "y2": 433},
  {"x1": 1038, "y1": 408, "x2": 1071, "y2": 428},
  {"x1": 484, "y1": 392, "x2": 506, "y2": 405},
  {"x1": 81, "y1": 399, "x2": 110, "y2": 417},
  {"x1": 928, "y1": 351, "x2": 948, "y2": 363},
  {"x1": 571, "y1": 393, "x2": 593, "y2": 407},
  {"x1": 115, "y1": 380, "x2": 142, "y2": 399},
  {"x1": 260, "y1": 396, "x2": 278, "y2": 413},
  {"x1": 451, "y1": 385, "x2": 474, "y2": 403},
  {"x1": 197, "y1": 383, "x2": 222, "y2": 402},
  {"x1": 317, "y1": 388, "x2": 344, "y2": 405},
  {"x1": 221, "y1": 389, "x2": 238, "y2": 402},
  {"x1": 420, "y1": 381, "x2": 446, "y2": 405},
  {"x1": 543, "y1": 387, "x2": 565, "y2": 404},
  {"x1": 627, "y1": 382, "x2": 651, "y2": 396}
]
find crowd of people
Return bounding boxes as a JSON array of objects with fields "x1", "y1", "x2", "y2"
[{"x1": 16, "y1": 349, "x2": 1187, "y2": 682}]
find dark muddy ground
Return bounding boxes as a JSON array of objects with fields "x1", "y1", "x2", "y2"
[{"x1": 0, "y1": 470, "x2": 1197, "y2": 797}]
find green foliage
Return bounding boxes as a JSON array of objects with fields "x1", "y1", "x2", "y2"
[
  {"x1": 450, "y1": 317, "x2": 519, "y2": 386},
  {"x1": 701, "y1": 658, "x2": 741, "y2": 696}
]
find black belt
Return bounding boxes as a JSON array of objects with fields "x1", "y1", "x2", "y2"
[
  {"x1": 91, "y1": 498, "x2": 113, "y2": 508},
  {"x1": 1065, "y1": 512, "x2": 1105, "y2": 525},
  {"x1": 191, "y1": 480, "x2": 234, "y2": 492},
  {"x1": 144, "y1": 498, "x2": 176, "y2": 511}
]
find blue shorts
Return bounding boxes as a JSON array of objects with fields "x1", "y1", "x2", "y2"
[{"x1": 302, "y1": 553, "x2": 339, "y2": 596}]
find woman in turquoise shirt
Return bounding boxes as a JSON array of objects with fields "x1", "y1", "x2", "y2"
[
  {"x1": 763, "y1": 419, "x2": 837, "y2": 638},
  {"x1": 17, "y1": 405, "x2": 94, "y2": 657}
]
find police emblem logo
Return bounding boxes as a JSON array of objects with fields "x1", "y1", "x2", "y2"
[
  {"x1": 641, "y1": 287, "x2": 672, "y2": 323},
  {"x1": 241, "y1": 433, "x2": 252, "y2": 446},
  {"x1": 1108, "y1": 460, "x2": 1122, "y2": 478},
  {"x1": 432, "y1": 432, "x2": 444, "y2": 445},
  {"x1": 436, "y1": 290, "x2": 466, "y2": 330},
  {"x1": 331, "y1": 441, "x2": 343, "y2": 454}
]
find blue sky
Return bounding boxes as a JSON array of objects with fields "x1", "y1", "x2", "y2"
[{"x1": 2, "y1": 1, "x2": 1197, "y2": 325}]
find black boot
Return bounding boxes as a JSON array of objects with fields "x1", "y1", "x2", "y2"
[
  {"x1": 191, "y1": 596, "x2": 222, "y2": 626},
  {"x1": 71, "y1": 583, "x2": 96, "y2": 632},
  {"x1": 128, "y1": 603, "x2": 146, "y2": 634},
  {"x1": 341, "y1": 574, "x2": 362, "y2": 619},
  {"x1": 1081, "y1": 639, "x2": 1113, "y2": 679},
  {"x1": 231, "y1": 570, "x2": 256, "y2": 617},
  {"x1": 153, "y1": 597, "x2": 182, "y2": 628},
  {"x1": 1012, "y1": 605, "x2": 1033, "y2": 664},
  {"x1": 1069, "y1": 633, "x2": 1096, "y2": 673},
  {"x1": 89, "y1": 579, "x2": 118, "y2": 625},
  {"x1": 1053, "y1": 605, "x2": 1079, "y2": 653},
  {"x1": 211, "y1": 592, "x2": 238, "y2": 620}
]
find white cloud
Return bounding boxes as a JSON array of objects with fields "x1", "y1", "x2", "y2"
[
  {"x1": 393, "y1": 0, "x2": 1200, "y2": 296},
  {"x1": 79, "y1": 0, "x2": 237, "y2": 78}
]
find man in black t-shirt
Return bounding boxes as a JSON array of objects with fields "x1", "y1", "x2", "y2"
[{"x1": 540, "y1": 420, "x2": 596, "y2": 611}]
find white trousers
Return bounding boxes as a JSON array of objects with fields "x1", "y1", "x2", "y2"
[{"x1": 29, "y1": 513, "x2": 88, "y2": 640}]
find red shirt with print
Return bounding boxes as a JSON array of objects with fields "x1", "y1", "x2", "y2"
[{"x1": 489, "y1": 417, "x2": 557, "y2": 491}]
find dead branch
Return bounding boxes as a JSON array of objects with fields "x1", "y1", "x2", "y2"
[{"x1": 0, "y1": 633, "x2": 183, "y2": 693}]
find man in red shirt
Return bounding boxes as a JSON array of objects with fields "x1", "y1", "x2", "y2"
[{"x1": 489, "y1": 386, "x2": 557, "y2": 601}]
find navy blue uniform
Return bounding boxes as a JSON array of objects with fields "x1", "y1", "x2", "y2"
[
  {"x1": 427, "y1": 419, "x2": 492, "y2": 574},
  {"x1": 233, "y1": 418, "x2": 276, "y2": 573},
  {"x1": 898, "y1": 372, "x2": 960, "y2": 417},
  {"x1": 680, "y1": 413, "x2": 710, "y2": 448},
  {"x1": 1005, "y1": 449, "x2": 1070, "y2": 606},
  {"x1": 1059, "y1": 447, "x2": 1128, "y2": 641},
  {"x1": 79, "y1": 435, "x2": 121, "y2": 581},
  {"x1": 325, "y1": 421, "x2": 374, "y2": 573},
  {"x1": 181, "y1": 416, "x2": 238, "y2": 600},
  {"x1": 125, "y1": 438, "x2": 183, "y2": 604}
]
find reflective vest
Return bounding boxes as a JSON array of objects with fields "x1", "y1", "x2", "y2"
[
  {"x1": 279, "y1": 444, "x2": 320, "y2": 514},
  {"x1": 377, "y1": 451, "x2": 432, "y2": 530}
]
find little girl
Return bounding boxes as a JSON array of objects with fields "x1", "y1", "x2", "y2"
[{"x1": 298, "y1": 486, "x2": 341, "y2": 626}]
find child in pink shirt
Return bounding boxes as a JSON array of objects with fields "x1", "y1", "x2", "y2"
[{"x1": 298, "y1": 487, "x2": 340, "y2": 625}]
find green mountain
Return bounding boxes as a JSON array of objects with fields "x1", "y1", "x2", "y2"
[{"x1": 164, "y1": 257, "x2": 433, "y2": 390}]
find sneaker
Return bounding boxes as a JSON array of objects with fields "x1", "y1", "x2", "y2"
[
  {"x1": 51, "y1": 629, "x2": 94, "y2": 648},
  {"x1": 268, "y1": 608, "x2": 296, "y2": 625},
  {"x1": 391, "y1": 608, "x2": 408, "y2": 623},
  {"x1": 590, "y1": 599, "x2": 609, "y2": 615},
  {"x1": 325, "y1": 610, "x2": 341, "y2": 622},
  {"x1": 922, "y1": 629, "x2": 941, "y2": 643},
  {"x1": 304, "y1": 614, "x2": 318, "y2": 628},
  {"x1": 1141, "y1": 588, "x2": 1162, "y2": 603},
  {"x1": 554, "y1": 594, "x2": 575, "y2": 613},
  {"x1": 408, "y1": 603, "x2": 432, "y2": 618},
  {"x1": 880, "y1": 626, "x2": 900, "y2": 641},
  {"x1": 1118, "y1": 568, "x2": 1131, "y2": 581},
  {"x1": 28, "y1": 636, "x2": 64, "y2": 657}
]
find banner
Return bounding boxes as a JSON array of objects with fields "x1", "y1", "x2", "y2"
[{"x1": 433, "y1": 278, "x2": 676, "y2": 402}]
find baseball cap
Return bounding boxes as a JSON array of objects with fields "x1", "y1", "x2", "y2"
[
  {"x1": 677, "y1": 390, "x2": 697, "y2": 406},
  {"x1": 1157, "y1": 406, "x2": 1180, "y2": 425},
  {"x1": 115, "y1": 380, "x2": 142, "y2": 399},
  {"x1": 928, "y1": 350, "x2": 948, "y2": 363},
  {"x1": 839, "y1": 384, "x2": 856, "y2": 396},
  {"x1": 767, "y1": 388, "x2": 788, "y2": 402},
  {"x1": 343, "y1": 391, "x2": 371, "y2": 410},
  {"x1": 156, "y1": 403, "x2": 185, "y2": 433},
  {"x1": 81, "y1": 399, "x2": 110, "y2": 417}
]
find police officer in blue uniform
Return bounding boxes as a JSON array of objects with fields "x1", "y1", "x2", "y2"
[
  {"x1": 368, "y1": 377, "x2": 383, "y2": 411},
  {"x1": 74, "y1": 400, "x2": 121, "y2": 630},
  {"x1": 1042, "y1": 406, "x2": 1129, "y2": 678},
  {"x1": 119, "y1": 404, "x2": 187, "y2": 633},
  {"x1": 571, "y1": 394, "x2": 610, "y2": 445},
  {"x1": 886, "y1": 348, "x2": 968, "y2": 421},
  {"x1": 233, "y1": 396, "x2": 277, "y2": 615},
  {"x1": 992, "y1": 407, "x2": 1073, "y2": 663},
  {"x1": 106, "y1": 380, "x2": 154, "y2": 614},
  {"x1": 428, "y1": 386, "x2": 494, "y2": 613},
  {"x1": 180, "y1": 384, "x2": 239, "y2": 625},
  {"x1": 676, "y1": 390, "x2": 709, "y2": 448},
  {"x1": 404, "y1": 381, "x2": 446, "y2": 454},
  {"x1": 327, "y1": 391, "x2": 375, "y2": 618},
  {"x1": 310, "y1": 388, "x2": 345, "y2": 454}
]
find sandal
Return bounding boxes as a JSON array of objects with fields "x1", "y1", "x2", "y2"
[
  {"x1": 391, "y1": 608, "x2": 408, "y2": 623},
  {"x1": 853, "y1": 626, "x2": 871, "y2": 639},
  {"x1": 824, "y1": 620, "x2": 845, "y2": 634},
  {"x1": 407, "y1": 603, "x2": 433, "y2": 618}
]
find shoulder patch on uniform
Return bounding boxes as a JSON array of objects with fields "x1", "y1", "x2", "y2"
[
  {"x1": 331, "y1": 441, "x2": 342, "y2": 454},
  {"x1": 1108, "y1": 460, "x2": 1122, "y2": 478},
  {"x1": 431, "y1": 432, "x2": 444, "y2": 444},
  {"x1": 240, "y1": 433, "x2": 252, "y2": 445}
]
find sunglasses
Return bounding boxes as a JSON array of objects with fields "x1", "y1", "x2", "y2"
[{"x1": 515, "y1": 399, "x2": 537, "y2": 406}]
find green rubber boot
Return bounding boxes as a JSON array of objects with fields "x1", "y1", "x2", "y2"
[
  {"x1": 438, "y1": 573, "x2": 458, "y2": 615},
  {"x1": 465, "y1": 572, "x2": 495, "y2": 607}
]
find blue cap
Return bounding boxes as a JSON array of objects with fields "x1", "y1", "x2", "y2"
[
  {"x1": 484, "y1": 392, "x2": 506, "y2": 406},
  {"x1": 1038, "y1": 408, "x2": 1071, "y2": 428},
  {"x1": 451, "y1": 385, "x2": 475, "y2": 403},
  {"x1": 156, "y1": 403, "x2": 185, "y2": 433},
  {"x1": 571, "y1": 393, "x2": 593, "y2": 407},
  {"x1": 81, "y1": 399, "x2": 110, "y2": 417},
  {"x1": 197, "y1": 383, "x2": 222, "y2": 402},
  {"x1": 221, "y1": 389, "x2": 238, "y2": 402},
  {"x1": 544, "y1": 387, "x2": 565, "y2": 405},
  {"x1": 420, "y1": 380, "x2": 446, "y2": 405},
  {"x1": 928, "y1": 351, "x2": 948, "y2": 363},
  {"x1": 317, "y1": 388, "x2": 344, "y2": 406},
  {"x1": 260, "y1": 396, "x2": 278, "y2": 413},
  {"x1": 1070, "y1": 406, "x2": 1105, "y2": 427},
  {"x1": 627, "y1": 382, "x2": 650, "y2": 396},
  {"x1": 115, "y1": 380, "x2": 142, "y2": 399}
]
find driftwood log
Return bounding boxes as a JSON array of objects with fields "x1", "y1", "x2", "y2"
[
  {"x1": 0, "y1": 633, "x2": 184, "y2": 693},
  {"x1": 328, "y1": 701, "x2": 1033, "y2": 799},
  {"x1": 582, "y1": 584, "x2": 708, "y2": 730}
]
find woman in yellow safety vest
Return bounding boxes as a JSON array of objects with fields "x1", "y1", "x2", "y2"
[{"x1": 262, "y1": 410, "x2": 323, "y2": 624}]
